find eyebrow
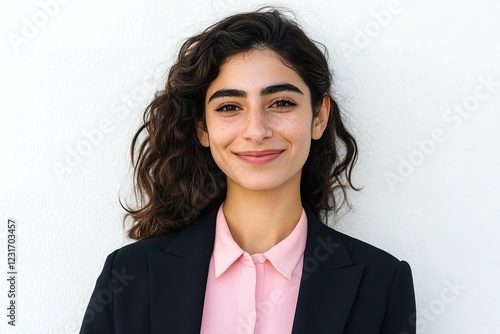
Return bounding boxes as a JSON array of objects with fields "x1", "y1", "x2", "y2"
[{"x1": 207, "y1": 83, "x2": 304, "y2": 103}]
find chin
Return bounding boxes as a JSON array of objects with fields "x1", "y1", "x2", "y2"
[{"x1": 230, "y1": 176, "x2": 290, "y2": 193}]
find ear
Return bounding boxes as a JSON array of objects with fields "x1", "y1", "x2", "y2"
[
  {"x1": 311, "y1": 95, "x2": 330, "y2": 140},
  {"x1": 196, "y1": 120, "x2": 210, "y2": 147}
]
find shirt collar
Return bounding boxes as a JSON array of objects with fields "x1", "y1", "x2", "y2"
[
  {"x1": 212, "y1": 202, "x2": 308, "y2": 279},
  {"x1": 213, "y1": 203, "x2": 244, "y2": 278}
]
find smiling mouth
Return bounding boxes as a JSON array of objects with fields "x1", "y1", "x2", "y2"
[{"x1": 235, "y1": 150, "x2": 284, "y2": 164}]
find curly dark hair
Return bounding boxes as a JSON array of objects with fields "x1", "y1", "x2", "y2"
[{"x1": 121, "y1": 6, "x2": 360, "y2": 240}]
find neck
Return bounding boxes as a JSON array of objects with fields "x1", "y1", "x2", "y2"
[{"x1": 222, "y1": 172, "x2": 303, "y2": 254}]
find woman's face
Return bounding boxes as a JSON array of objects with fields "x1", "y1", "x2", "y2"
[{"x1": 198, "y1": 49, "x2": 329, "y2": 193}]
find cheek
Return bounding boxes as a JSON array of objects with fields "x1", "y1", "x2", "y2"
[
  {"x1": 276, "y1": 115, "x2": 313, "y2": 144},
  {"x1": 206, "y1": 120, "x2": 235, "y2": 148}
]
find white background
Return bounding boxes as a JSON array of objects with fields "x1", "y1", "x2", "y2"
[{"x1": 1, "y1": 0, "x2": 499, "y2": 333}]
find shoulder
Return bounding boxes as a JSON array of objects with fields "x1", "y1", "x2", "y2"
[
  {"x1": 104, "y1": 201, "x2": 221, "y2": 269},
  {"x1": 337, "y1": 227, "x2": 413, "y2": 280},
  {"x1": 316, "y1": 223, "x2": 415, "y2": 301},
  {"x1": 107, "y1": 227, "x2": 185, "y2": 270},
  {"x1": 312, "y1": 218, "x2": 410, "y2": 277},
  {"x1": 119, "y1": 229, "x2": 180, "y2": 255},
  {"x1": 336, "y1": 228, "x2": 402, "y2": 267},
  {"x1": 305, "y1": 206, "x2": 406, "y2": 269}
]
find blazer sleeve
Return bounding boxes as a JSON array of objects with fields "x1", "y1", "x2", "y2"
[
  {"x1": 380, "y1": 260, "x2": 417, "y2": 334},
  {"x1": 79, "y1": 249, "x2": 119, "y2": 334}
]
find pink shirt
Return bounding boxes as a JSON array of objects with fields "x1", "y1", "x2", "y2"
[{"x1": 200, "y1": 202, "x2": 307, "y2": 334}]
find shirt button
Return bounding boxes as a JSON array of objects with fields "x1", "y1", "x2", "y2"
[{"x1": 258, "y1": 255, "x2": 266, "y2": 263}]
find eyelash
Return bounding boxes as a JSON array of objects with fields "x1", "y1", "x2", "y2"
[
  {"x1": 214, "y1": 98, "x2": 297, "y2": 113},
  {"x1": 271, "y1": 98, "x2": 296, "y2": 109},
  {"x1": 215, "y1": 103, "x2": 240, "y2": 113}
]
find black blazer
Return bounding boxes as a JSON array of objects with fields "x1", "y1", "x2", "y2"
[{"x1": 80, "y1": 202, "x2": 416, "y2": 333}]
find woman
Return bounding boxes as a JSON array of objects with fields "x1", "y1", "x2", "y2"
[{"x1": 80, "y1": 7, "x2": 416, "y2": 334}]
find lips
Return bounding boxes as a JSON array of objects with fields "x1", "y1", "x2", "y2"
[{"x1": 235, "y1": 150, "x2": 284, "y2": 164}]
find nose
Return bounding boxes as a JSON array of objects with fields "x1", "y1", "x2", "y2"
[{"x1": 242, "y1": 106, "x2": 273, "y2": 143}]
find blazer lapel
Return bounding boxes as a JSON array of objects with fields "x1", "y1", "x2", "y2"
[
  {"x1": 292, "y1": 207, "x2": 365, "y2": 333},
  {"x1": 148, "y1": 203, "x2": 219, "y2": 334}
]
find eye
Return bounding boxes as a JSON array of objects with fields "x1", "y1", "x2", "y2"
[
  {"x1": 271, "y1": 98, "x2": 297, "y2": 109},
  {"x1": 215, "y1": 103, "x2": 240, "y2": 113}
]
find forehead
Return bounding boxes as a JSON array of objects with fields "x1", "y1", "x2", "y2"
[{"x1": 206, "y1": 49, "x2": 308, "y2": 94}]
